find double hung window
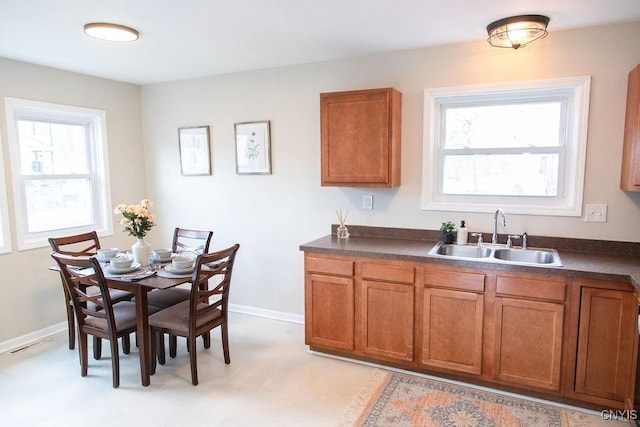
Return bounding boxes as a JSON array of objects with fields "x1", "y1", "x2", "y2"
[
  {"x1": 422, "y1": 77, "x2": 591, "y2": 216},
  {"x1": 5, "y1": 98, "x2": 112, "y2": 250}
]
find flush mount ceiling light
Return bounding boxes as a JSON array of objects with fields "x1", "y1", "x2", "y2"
[
  {"x1": 83, "y1": 22, "x2": 139, "y2": 42},
  {"x1": 486, "y1": 15, "x2": 550, "y2": 49}
]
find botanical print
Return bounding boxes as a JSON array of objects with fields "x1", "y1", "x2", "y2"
[
  {"x1": 235, "y1": 121, "x2": 271, "y2": 174},
  {"x1": 237, "y1": 130, "x2": 266, "y2": 170},
  {"x1": 179, "y1": 126, "x2": 211, "y2": 175}
]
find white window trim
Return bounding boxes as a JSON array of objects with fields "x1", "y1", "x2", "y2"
[
  {"x1": 422, "y1": 76, "x2": 591, "y2": 217},
  {"x1": 4, "y1": 97, "x2": 113, "y2": 250},
  {"x1": 0, "y1": 132, "x2": 12, "y2": 254}
]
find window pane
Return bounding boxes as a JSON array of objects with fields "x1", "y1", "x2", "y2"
[
  {"x1": 17, "y1": 120, "x2": 88, "y2": 175},
  {"x1": 24, "y1": 179, "x2": 93, "y2": 233},
  {"x1": 442, "y1": 153, "x2": 559, "y2": 196},
  {"x1": 444, "y1": 102, "x2": 562, "y2": 149}
]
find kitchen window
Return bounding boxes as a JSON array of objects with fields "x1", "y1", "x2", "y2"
[
  {"x1": 4, "y1": 98, "x2": 112, "y2": 250},
  {"x1": 422, "y1": 76, "x2": 591, "y2": 216}
]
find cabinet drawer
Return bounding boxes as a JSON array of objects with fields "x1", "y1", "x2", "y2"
[
  {"x1": 424, "y1": 269, "x2": 485, "y2": 292},
  {"x1": 306, "y1": 256, "x2": 354, "y2": 277},
  {"x1": 362, "y1": 262, "x2": 415, "y2": 284},
  {"x1": 496, "y1": 275, "x2": 566, "y2": 302}
]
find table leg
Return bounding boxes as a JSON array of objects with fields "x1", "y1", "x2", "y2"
[{"x1": 135, "y1": 287, "x2": 150, "y2": 386}]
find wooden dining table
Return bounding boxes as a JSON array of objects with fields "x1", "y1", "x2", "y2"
[
  {"x1": 103, "y1": 272, "x2": 190, "y2": 386},
  {"x1": 50, "y1": 262, "x2": 194, "y2": 387}
]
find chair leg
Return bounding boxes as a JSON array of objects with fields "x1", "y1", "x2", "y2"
[
  {"x1": 157, "y1": 332, "x2": 166, "y2": 365},
  {"x1": 221, "y1": 323, "x2": 230, "y2": 364},
  {"x1": 169, "y1": 335, "x2": 177, "y2": 358},
  {"x1": 150, "y1": 330, "x2": 157, "y2": 375},
  {"x1": 66, "y1": 304, "x2": 75, "y2": 350},
  {"x1": 122, "y1": 334, "x2": 130, "y2": 354},
  {"x1": 93, "y1": 337, "x2": 102, "y2": 360},
  {"x1": 110, "y1": 338, "x2": 120, "y2": 388},
  {"x1": 188, "y1": 334, "x2": 198, "y2": 386},
  {"x1": 79, "y1": 333, "x2": 88, "y2": 377},
  {"x1": 202, "y1": 332, "x2": 211, "y2": 349},
  {"x1": 62, "y1": 283, "x2": 75, "y2": 350}
]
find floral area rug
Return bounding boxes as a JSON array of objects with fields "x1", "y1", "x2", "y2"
[{"x1": 341, "y1": 369, "x2": 625, "y2": 427}]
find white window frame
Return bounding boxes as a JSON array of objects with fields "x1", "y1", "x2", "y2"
[
  {"x1": 422, "y1": 76, "x2": 591, "y2": 217},
  {"x1": 0, "y1": 132, "x2": 11, "y2": 254},
  {"x1": 4, "y1": 97, "x2": 113, "y2": 250}
]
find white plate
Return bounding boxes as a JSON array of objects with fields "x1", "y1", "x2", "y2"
[
  {"x1": 164, "y1": 264, "x2": 194, "y2": 274},
  {"x1": 107, "y1": 262, "x2": 141, "y2": 274}
]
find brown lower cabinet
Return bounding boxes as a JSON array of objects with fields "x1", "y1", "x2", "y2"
[
  {"x1": 492, "y1": 274, "x2": 566, "y2": 392},
  {"x1": 304, "y1": 256, "x2": 355, "y2": 351},
  {"x1": 572, "y1": 282, "x2": 636, "y2": 407},
  {"x1": 360, "y1": 279, "x2": 414, "y2": 362},
  {"x1": 419, "y1": 268, "x2": 485, "y2": 375},
  {"x1": 303, "y1": 252, "x2": 637, "y2": 410}
]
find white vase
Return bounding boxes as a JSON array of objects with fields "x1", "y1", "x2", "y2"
[{"x1": 132, "y1": 238, "x2": 151, "y2": 266}]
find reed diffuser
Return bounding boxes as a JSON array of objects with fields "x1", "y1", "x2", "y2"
[{"x1": 336, "y1": 209, "x2": 349, "y2": 239}]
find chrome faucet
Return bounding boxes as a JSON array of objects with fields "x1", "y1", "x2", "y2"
[{"x1": 492, "y1": 209, "x2": 506, "y2": 244}]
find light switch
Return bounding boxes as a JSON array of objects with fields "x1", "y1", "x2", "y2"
[
  {"x1": 585, "y1": 204, "x2": 607, "y2": 223},
  {"x1": 363, "y1": 194, "x2": 373, "y2": 210}
]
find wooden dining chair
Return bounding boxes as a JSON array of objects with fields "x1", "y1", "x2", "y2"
[
  {"x1": 49, "y1": 232, "x2": 134, "y2": 356},
  {"x1": 51, "y1": 252, "x2": 138, "y2": 388},
  {"x1": 146, "y1": 227, "x2": 213, "y2": 355},
  {"x1": 149, "y1": 243, "x2": 240, "y2": 385}
]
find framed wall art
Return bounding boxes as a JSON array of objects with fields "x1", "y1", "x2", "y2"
[
  {"x1": 178, "y1": 126, "x2": 211, "y2": 176},
  {"x1": 234, "y1": 121, "x2": 271, "y2": 175}
]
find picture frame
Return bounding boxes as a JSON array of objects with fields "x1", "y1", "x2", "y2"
[
  {"x1": 178, "y1": 126, "x2": 211, "y2": 176},
  {"x1": 234, "y1": 121, "x2": 271, "y2": 175}
]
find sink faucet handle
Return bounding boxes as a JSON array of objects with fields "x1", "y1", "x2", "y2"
[
  {"x1": 471, "y1": 232, "x2": 483, "y2": 245},
  {"x1": 522, "y1": 232, "x2": 528, "y2": 250},
  {"x1": 506, "y1": 234, "x2": 520, "y2": 248}
]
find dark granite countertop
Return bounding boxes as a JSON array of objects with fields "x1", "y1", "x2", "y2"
[{"x1": 300, "y1": 225, "x2": 640, "y2": 290}]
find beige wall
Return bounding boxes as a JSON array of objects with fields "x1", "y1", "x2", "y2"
[
  {"x1": 140, "y1": 21, "x2": 640, "y2": 318},
  {"x1": 2, "y1": 20, "x2": 640, "y2": 345},
  {"x1": 0, "y1": 58, "x2": 144, "y2": 343}
]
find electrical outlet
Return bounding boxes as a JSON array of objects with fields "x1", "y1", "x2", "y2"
[
  {"x1": 363, "y1": 194, "x2": 373, "y2": 210},
  {"x1": 585, "y1": 203, "x2": 607, "y2": 223}
]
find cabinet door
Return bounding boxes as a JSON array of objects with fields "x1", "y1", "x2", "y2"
[
  {"x1": 575, "y1": 287, "x2": 635, "y2": 402},
  {"x1": 305, "y1": 273, "x2": 355, "y2": 351},
  {"x1": 621, "y1": 64, "x2": 640, "y2": 191},
  {"x1": 360, "y1": 280, "x2": 414, "y2": 362},
  {"x1": 420, "y1": 287, "x2": 483, "y2": 375},
  {"x1": 320, "y1": 88, "x2": 401, "y2": 188},
  {"x1": 494, "y1": 297, "x2": 564, "y2": 391}
]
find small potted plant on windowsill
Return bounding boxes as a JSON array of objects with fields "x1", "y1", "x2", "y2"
[{"x1": 440, "y1": 221, "x2": 456, "y2": 244}]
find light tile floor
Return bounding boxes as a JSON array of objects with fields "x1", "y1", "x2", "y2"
[
  {"x1": 0, "y1": 312, "x2": 624, "y2": 427},
  {"x1": 0, "y1": 313, "x2": 373, "y2": 427}
]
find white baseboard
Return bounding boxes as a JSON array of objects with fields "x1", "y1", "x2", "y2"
[
  {"x1": 1, "y1": 305, "x2": 304, "y2": 354},
  {"x1": 0, "y1": 322, "x2": 67, "y2": 354},
  {"x1": 229, "y1": 304, "x2": 304, "y2": 325}
]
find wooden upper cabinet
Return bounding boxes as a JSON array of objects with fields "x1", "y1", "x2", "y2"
[
  {"x1": 320, "y1": 88, "x2": 402, "y2": 187},
  {"x1": 621, "y1": 64, "x2": 640, "y2": 191}
]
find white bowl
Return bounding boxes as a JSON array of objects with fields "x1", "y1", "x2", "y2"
[
  {"x1": 110, "y1": 256, "x2": 133, "y2": 269},
  {"x1": 151, "y1": 248, "x2": 172, "y2": 261},
  {"x1": 171, "y1": 256, "x2": 194, "y2": 270},
  {"x1": 97, "y1": 247, "x2": 118, "y2": 259}
]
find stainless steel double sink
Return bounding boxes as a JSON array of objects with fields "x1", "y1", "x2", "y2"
[{"x1": 428, "y1": 241, "x2": 562, "y2": 267}]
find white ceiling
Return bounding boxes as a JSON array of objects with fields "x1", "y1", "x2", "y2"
[{"x1": 1, "y1": 0, "x2": 640, "y2": 85}]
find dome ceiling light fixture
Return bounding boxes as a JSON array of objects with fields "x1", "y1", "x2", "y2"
[
  {"x1": 486, "y1": 14, "x2": 550, "y2": 49},
  {"x1": 83, "y1": 22, "x2": 139, "y2": 42}
]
